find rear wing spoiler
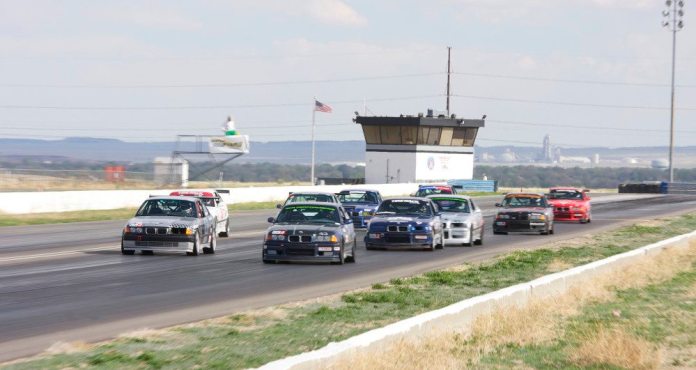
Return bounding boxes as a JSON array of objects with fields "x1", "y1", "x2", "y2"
[{"x1": 215, "y1": 189, "x2": 230, "y2": 194}]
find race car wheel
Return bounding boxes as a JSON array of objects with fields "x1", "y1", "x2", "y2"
[
  {"x1": 121, "y1": 241, "x2": 135, "y2": 255},
  {"x1": 365, "y1": 243, "x2": 375, "y2": 250},
  {"x1": 187, "y1": 233, "x2": 199, "y2": 256},
  {"x1": 474, "y1": 226, "x2": 484, "y2": 246},
  {"x1": 435, "y1": 231, "x2": 444, "y2": 249},
  {"x1": 333, "y1": 245, "x2": 346, "y2": 265},
  {"x1": 219, "y1": 219, "x2": 230, "y2": 237},
  {"x1": 203, "y1": 231, "x2": 216, "y2": 254},
  {"x1": 465, "y1": 226, "x2": 474, "y2": 246},
  {"x1": 141, "y1": 250, "x2": 154, "y2": 255},
  {"x1": 345, "y1": 243, "x2": 356, "y2": 263},
  {"x1": 549, "y1": 223, "x2": 555, "y2": 235}
]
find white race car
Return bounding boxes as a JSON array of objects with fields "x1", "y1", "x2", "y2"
[
  {"x1": 170, "y1": 189, "x2": 230, "y2": 237},
  {"x1": 427, "y1": 194, "x2": 484, "y2": 246}
]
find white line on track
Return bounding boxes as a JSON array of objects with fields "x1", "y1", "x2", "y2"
[{"x1": 0, "y1": 229, "x2": 266, "y2": 263}]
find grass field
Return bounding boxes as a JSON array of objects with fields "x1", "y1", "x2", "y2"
[{"x1": 4, "y1": 212, "x2": 696, "y2": 369}]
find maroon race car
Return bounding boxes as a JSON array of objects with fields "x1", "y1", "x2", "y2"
[{"x1": 546, "y1": 187, "x2": 591, "y2": 223}]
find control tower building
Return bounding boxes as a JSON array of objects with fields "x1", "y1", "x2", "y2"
[{"x1": 355, "y1": 111, "x2": 485, "y2": 184}]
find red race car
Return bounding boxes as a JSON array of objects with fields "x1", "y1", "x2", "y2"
[{"x1": 546, "y1": 187, "x2": 591, "y2": 223}]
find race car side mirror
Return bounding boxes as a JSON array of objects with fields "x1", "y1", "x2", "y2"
[
  {"x1": 276, "y1": 204, "x2": 282, "y2": 209},
  {"x1": 495, "y1": 203, "x2": 502, "y2": 207},
  {"x1": 267, "y1": 217, "x2": 275, "y2": 223}
]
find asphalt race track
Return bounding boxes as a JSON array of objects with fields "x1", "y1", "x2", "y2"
[{"x1": 2, "y1": 194, "x2": 696, "y2": 362}]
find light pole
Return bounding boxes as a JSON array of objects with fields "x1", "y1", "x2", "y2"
[{"x1": 663, "y1": 0, "x2": 685, "y2": 182}]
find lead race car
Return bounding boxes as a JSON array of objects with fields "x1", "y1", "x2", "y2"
[
  {"x1": 546, "y1": 187, "x2": 592, "y2": 223},
  {"x1": 427, "y1": 194, "x2": 484, "y2": 246},
  {"x1": 336, "y1": 189, "x2": 382, "y2": 228},
  {"x1": 365, "y1": 197, "x2": 444, "y2": 251},
  {"x1": 263, "y1": 202, "x2": 356, "y2": 264},
  {"x1": 170, "y1": 189, "x2": 230, "y2": 237},
  {"x1": 493, "y1": 192, "x2": 555, "y2": 235},
  {"x1": 121, "y1": 196, "x2": 217, "y2": 256}
]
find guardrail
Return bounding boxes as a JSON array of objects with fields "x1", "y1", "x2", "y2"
[
  {"x1": 619, "y1": 181, "x2": 696, "y2": 195},
  {"x1": 257, "y1": 230, "x2": 696, "y2": 369},
  {"x1": 447, "y1": 179, "x2": 498, "y2": 192}
]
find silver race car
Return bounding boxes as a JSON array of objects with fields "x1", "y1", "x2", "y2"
[
  {"x1": 427, "y1": 194, "x2": 484, "y2": 246},
  {"x1": 121, "y1": 196, "x2": 217, "y2": 256}
]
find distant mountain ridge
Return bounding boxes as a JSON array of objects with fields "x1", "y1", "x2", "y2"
[{"x1": 2, "y1": 137, "x2": 696, "y2": 165}]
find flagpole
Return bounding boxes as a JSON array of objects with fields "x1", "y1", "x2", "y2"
[{"x1": 311, "y1": 99, "x2": 316, "y2": 186}]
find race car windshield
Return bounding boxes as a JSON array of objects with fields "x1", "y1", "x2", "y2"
[
  {"x1": 136, "y1": 199, "x2": 197, "y2": 218},
  {"x1": 502, "y1": 196, "x2": 544, "y2": 208},
  {"x1": 415, "y1": 188, "x2": 453, "y2": 197},
  {"x1": 548, "y1": 191, "x2": 582, "y2": 200},
  {"x1": 338, "y1": 191, "x2": 378, "y2": 204},
  {"x1": 286, "y1": 194, "x2": 334, "y2": 203},
  {"x1": 201, "y1": 198, "x2": 217, "y2": 206},
  {"x1": 376, "y1": 200, "x2": 431, "y2": 216},
  {"x1": 275, "y1": 205, "x2": 340, "y2": 224},
  {"x1": 431, "y1": 198, "x2": 470, "y2": 213}
]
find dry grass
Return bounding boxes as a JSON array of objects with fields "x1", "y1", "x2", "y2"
[
  {"x1": 319, "y1": 241, "x2": 696, "y2": 370},
  {"x1": 570, "y1": 326, "x2": 661, "y2": 369}
]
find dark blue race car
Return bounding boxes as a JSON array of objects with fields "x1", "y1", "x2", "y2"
[
  {"x1": 263, "y1": 202, "x2": 357, "y2": 264},
  {"x1": 337, "y1": 189, "x2": 382, "y2": 228},
  {"x1": 364, "y1": 197, "x2": 444, "y2": 251}
]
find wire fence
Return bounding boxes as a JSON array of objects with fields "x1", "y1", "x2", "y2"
[{"x1": 0, "y1": 168, "x2": 158, "y2": 191}]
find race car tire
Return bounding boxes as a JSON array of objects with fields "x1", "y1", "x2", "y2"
[
  {"x1": 121, "y1": 241, "x2": 135, "y2": 255},
  {"x1": 345, "y1": 243, "x2": 356, "y2": 263},
  {"x1": 474, "y1": 226, "x2": 484, "y2": 245},
  {"x1": 141, "y1": 250, "x2": 154, "y2": 255},
  {"x1": 435, "y1": 231, "x2": 444, "y2": 249},
  {"x1": 365, "y1": 243, "x2": 376, "y2": 250},
  {"x1": 333, "y1": 245, "x2": 346, "y2": 265},
  {"x1": 203, "y1": 231, "x2": 216, "y2": 254},
  {"x1": 465, "y1": 226, "x2": 474, "y2": 246},
  {"x1": 493, "y1": 230, "x2": 507, "y2": 235},
  {"x1": 262, "y1": 259, "x2": 275, "y2": 264},
  {"x1": 186, "y1": 233, "x2": 199, "y2": 256},
  {"x1": 549, "y1": 224, "x2": 555, "y2": 234},
  {"x1": 219, "y1": 219, "x2": 230, "y2": 237}
]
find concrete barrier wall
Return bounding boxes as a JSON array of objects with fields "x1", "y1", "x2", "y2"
[
  {"x1": 0, "y1": 183, "x2": 420, "y2": 214},
  {"x1": 258, "y1": 230, "x2": 696, "y2": 370}
]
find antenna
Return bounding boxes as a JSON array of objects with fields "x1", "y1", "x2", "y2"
[{"x1": 446, "y1": 46, "x2": 452, "y2": 116}]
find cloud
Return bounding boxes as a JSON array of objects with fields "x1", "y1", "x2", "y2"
[
  {"x1": 87, "y1": 4, "x2": 203, "y2": 31},
  {"x1": 305, "y1": 0, "x2": 368, "y2": 26}
]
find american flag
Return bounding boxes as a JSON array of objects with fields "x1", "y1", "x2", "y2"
[{"x1": 314, "y1": 100, "x2": 332, "y2": 113}]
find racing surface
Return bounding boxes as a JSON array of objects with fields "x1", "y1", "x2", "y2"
[{"x1": 1, "y1": 194, "x2": 695, "y2": 362}]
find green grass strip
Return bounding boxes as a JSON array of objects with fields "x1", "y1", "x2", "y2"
[{"x1": 6, "y1": 214, "x2": 696, "y2": 370}]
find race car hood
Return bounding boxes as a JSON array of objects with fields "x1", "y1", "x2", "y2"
[
  {"x1": 496, "y1": 207, "x2": 547, "y2": 214},
  {"x1": 368, "y1": 215, "x2": 434, "y2": 231},
  {"x1": 342, "y1": 203, "x2": 378, "y2": 212},
  {"x1": 440, "y1": 212, "x2": 474, "y2": 223},
  {"x1": 548, "y1": 199, "x2": 587, "y2": 207},
  {"x1": 126, "y1": 216, "x2": 198, "y2": 228},
  {"x1": 267, "y1": 223, "x2": 342, "y2": 234}
]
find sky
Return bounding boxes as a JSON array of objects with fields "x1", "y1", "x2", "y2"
[{"x1": 0, "y1": 0, "x2": 694, "y2": 149}]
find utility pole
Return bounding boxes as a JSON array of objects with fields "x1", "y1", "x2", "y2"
[
  {"x1": 662, "y1": 0, "x2": 685, "y2": 182},
  {"x1": 446, "y1": 46, "x2": 452, "y2": 116}
]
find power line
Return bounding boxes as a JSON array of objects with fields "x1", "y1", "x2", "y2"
[
  {"x1": 452, "y1": 94, "x2": 696, "y2": 111},
  {"x1": 0, "y1": 95, "x2": 441, "y2": 111},
  {"x1": 0, "y1": 72, "x2": 443, "y2": 89},
  {"x1": 488, "y1": 119, "x2": 696, "y2": 133},
  {"x1": 454, "y1": 71, "x2": 696, "y2": 88}
]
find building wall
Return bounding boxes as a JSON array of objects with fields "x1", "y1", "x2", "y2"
[
  {"x1": 365, "y1": 150, "x2": 474, "y2": 183},
  {"x1": 365, "y1": 151, "x2": 417, "y2": 184}
]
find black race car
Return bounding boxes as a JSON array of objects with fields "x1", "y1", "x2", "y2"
[{"x1": 263, "y1": 202, "x2": 357, "y2": 264}]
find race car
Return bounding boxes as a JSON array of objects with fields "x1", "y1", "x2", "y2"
[
  {"x1": 427, "y1": 194, "x2": 484, "y2": 246},
  {"x1": 170, "y1": 189, "x2": 230, "y2": 237},
  {"x1": 493, "y1": 193, "x2": 555, "y2": 235},
  {"x1": 546, "y1": 187, "x2": 592, "y2": 223},
  {"x1": 365, "y1": 197, "x2": 444, "y2": 251},
  {"x1": 336, "y1": 189, "x2": 382, "y2": 228},
  {"x1": 276, "y1": 191, "x2": 340, "y2": 209},
  {"x1": 413, "y1": 184, "x2": 455, "y2": 197},
  {"x1": 121, "y1": 196, "x2": 217, "y2": 256},
  {"x1": 262, "y1": 202, "x2": 356, "y2": 264}
]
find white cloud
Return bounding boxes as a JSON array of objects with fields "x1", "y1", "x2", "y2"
[
  {"x1": 87, "y1": 4, "x2": 203, "y2": 31},
  {"x1": 305, "y1": 0, "x2": 368, "y2": 26}
]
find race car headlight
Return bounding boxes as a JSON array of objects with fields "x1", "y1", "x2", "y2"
[
  {"x1": 361, "y1": 209, "x2": 374, "y2": 216},
  {"x1": 124, "y1": 226, "x2": 142, "y2": 233},
  {"x1": 571, "y1": 206, "x2": 583, "y2": 211},
  {"x1": 267, "y1": 230, "x2": 287, "y2": 241},
  {"x1": 496, "y1": 214, "x2": 510, "y2": 220},
  {"x1": 185, "y1": 227, "x2": 194, "y2": 235},
  {"x1": 315, "y1": 234, "x2": 338, "y2": 243},
  {"x1": 530, "y1": 213, "x2": 546, "y2": 220}
]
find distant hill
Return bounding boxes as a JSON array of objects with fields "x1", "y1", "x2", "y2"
[{"x1": 0, "y1": 138, "x2": 366, "y2": 164}]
